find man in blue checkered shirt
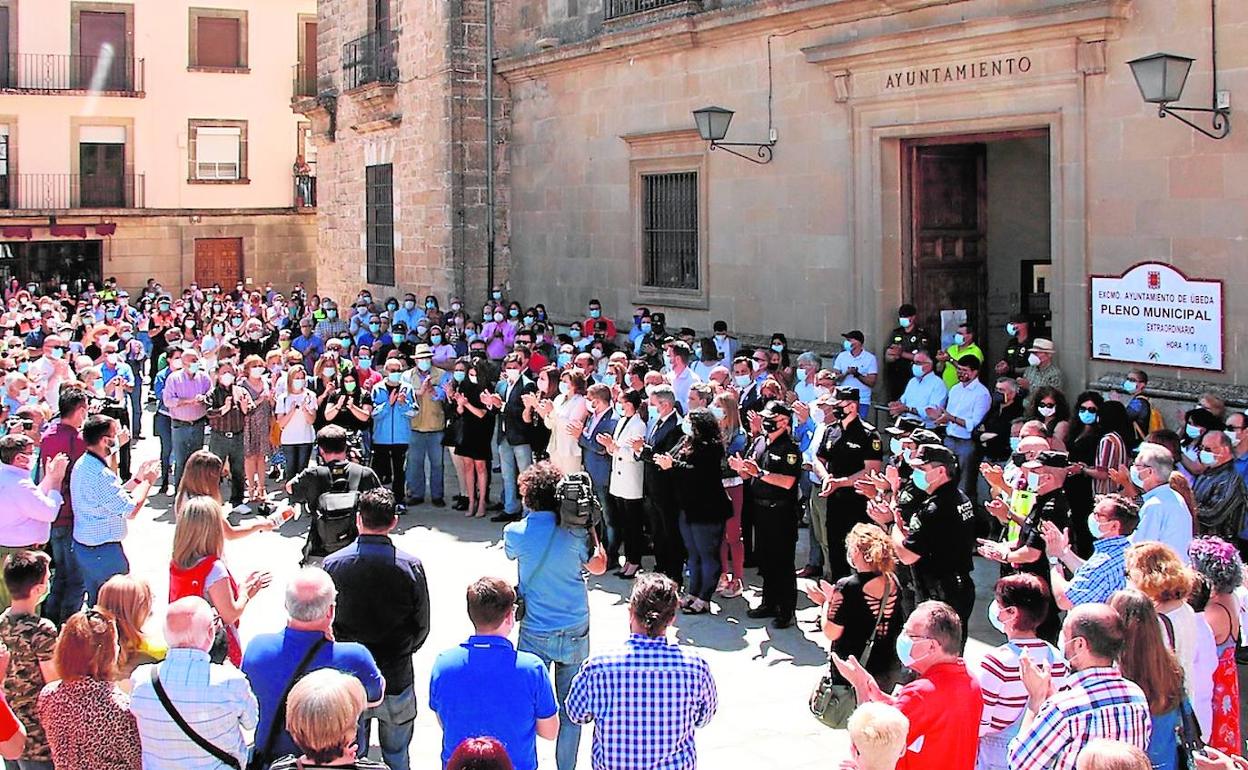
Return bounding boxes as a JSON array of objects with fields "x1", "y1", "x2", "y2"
[
  {"x1": 1041, "y1": 493, "x2": 1138, "y2": 610},
  {"x1": 566, "y1": 573, "x2": 717, "y2": 770}
]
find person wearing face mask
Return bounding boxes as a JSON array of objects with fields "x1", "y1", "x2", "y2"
[
  {"x1": 832, "y1": 600, "x2": 983, "y2": 770},
  {"x1": 1128, "y1": 443, "x2": 1194, "y2": 561},
  {"x1": 830, "y1": 331, "x2": 878, "y2": 414},
  {"x1": 481, "y1": 307, "x2": 515, "y2": 363},
  {"x1": 812, "y1": 387, "x2": 883, "y2": 581},
  {"x1": 975, "y1": 574, "x2": 1068, "y2": 770},
  {"x1": 933, "y1": 356, "x2": 992, "y2": 497},
  {"x1": 392, "y1": 293, "x2": 422, "y2": 331},
  {"x1": 581, "y1": 299, "x2": 616, "y2": 342},
  {"x1": 597, "y1": 390, "x2": 646, "y2": 578},
  {"x1": 1017, "y1": 338, "x2": 1064, "y2": 395},
  {"x1": 977, "y1": 378, "x2": 1026, "y2": 500},
  {"x1": 628, "y1": 385, "x2": 686, "y2": 586},
  {"x1": 883, "y1": 303, "x2": 934, "y2": 403},
  {"x1": 162, "y1": 348, "x2": 213, "y2": 490},
  {"x1": 68, "y1": 414, "x2": 161, "y2": 606},
  {"x1": 292, "y1": 318, "x2": 325, "y2": 371},
  {"x1": 936, "y1": 322, "x2": 983, "y2": 390},
  {"x1": 662, "y1": 341, "x2": 701, "y2": 413},
  {"x1": 1009, "y1": 604, "x2": 1151, "y2": 770},
  {"x1": 729, "y1": 401, "x2": 802, "y2": 628},
  {"x1": 0, "y1": 434, "x2": 68, "y2": 610},
  {"x1": 707, "y1": 319, "x2": 737, "y2": 369},
  {"x1": 205, "y1": 361, "x2": 247, "y2": 507},
  {"x1": 370, "y1": 359, "x2": 416, "y2": 508},
  {"x1": 889, "y1": 351, "x2": 948, "y2": 429},
  {"x1": 978, "y1": 451, "x2": 1071, "y2": 642},
  {"x1": 575, "y1": 383, "x2": 618, "y2": 548},
  {"x1": 1189, "y1": 430, "x2": 1246, "y2": 541},
  {"x1": 731, "y1": 356, "x2": 766, "y2": 415},
  {"x1": 404, "y1": 345, "x2": 448, "y2": 508},
  {"x1": 890, "y1": 444, "x2": 977, "y2": 644},
  {"x1": 313, "y1": 301, "x2": 349, "y2": 341},
  {"x1": 1040, "y1": 493, "x2": 1137, "y2": 611},
  {"x1": 996, "y1": 313, "x2": 1033, "y2": 379},
  {"x1": 427, "y1": 325, "x2": 456, "y2": 370},
  {"x1": 276, "y1": 365, "x2": 320, "y2": 484}
]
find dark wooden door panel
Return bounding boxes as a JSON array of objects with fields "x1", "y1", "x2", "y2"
[
  {"x1": 79, "y1": 11, "x2": 128, "y2": 90},
  {"x1": 195, "y1": 238, "x2": 243, "y2": 289}
]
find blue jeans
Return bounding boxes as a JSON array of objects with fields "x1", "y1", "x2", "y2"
[
  {"x1": 46, "y1": 527, "x2": 85, "y2": 626},
  {"x1": 154, "y1": 412, "x2": 173, "y2": 485},
  {"x1": 405, "y1": 430, "x2": 444, "y2": 500},
  {"x1": 356, "y1": 684, "x2": 417, "y2": 770},
  {"x1": 944, "y1": 435, "x2": 978, "y2": 498},
  {"x1": 283, "y1": 443, "x2": 315, "y2": 483},
  {"x1": 517, "y1": 621, "x2": 589, "y2": 770},
  {"x1": 128, "y1": 371, "x2": 144, "y2": 436},
  {"x1": 498, "y1": 442, "x2": 533, "y2": 514},
  {"x1": 678, "y1": 513, "x2": 723, "y2": 601},
  {"x1": 171, "y1": 421, "x2": 206, "y2": 488},
  {"x1": 75, "y1": 541, "x2": 129, "y2": 607}
]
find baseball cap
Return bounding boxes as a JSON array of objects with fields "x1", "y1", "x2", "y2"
[
  {"x1": 908, "y1": 443, "x2": 957, "y2": 468},
  {"x1": 832, "y1": 386, "x2": 860, "y2": 403},
  {"x1": 1023, "y1": 450, "x2": 1071, "y2": 470},
  {"x1": 841, "y1": 330, "x2": 865, "y2": 344},
  {"x1": 885, "y1": 415, "x2": 925, "y2": 436}
]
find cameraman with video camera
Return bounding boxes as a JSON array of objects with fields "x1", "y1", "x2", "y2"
[
  {"x1": 286, "y1": 424, "x2": 381, "y2": 565},
  {"x1": 503, "y1": 460, "x2": 606, "y2": 770}
]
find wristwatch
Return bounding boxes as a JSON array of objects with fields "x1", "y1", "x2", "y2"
[{"x1": 1047, "y1": 555, "x2": 1060, "y2": 566}]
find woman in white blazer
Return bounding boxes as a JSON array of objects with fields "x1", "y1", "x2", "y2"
[{"x1": 597, "y1": 389, "x2": 647, "y2": 578}]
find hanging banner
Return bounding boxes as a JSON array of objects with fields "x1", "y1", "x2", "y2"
[{"x1": 1090, "y1": 262, "x2": 1223, "y2": 371}]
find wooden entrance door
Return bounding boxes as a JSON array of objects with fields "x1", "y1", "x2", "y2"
[
  {"x1": 907, "y1": 143, "x2": 987, "y2": 344},
  {"x1": 79, "y1": 142, "x2": 125, "y2": 207},
  {"x1": 78, "y1": 10, "x2": 129, "y2": 91},
  {"x1": 194, "y1": 238, "x2": 243, "y2": 289},
  {"x1": 0, "y1": 8, "x2": 10, "y2": 88},
  {"x1": 302, "y1": 19, "x2": 318, "y2": 92}
]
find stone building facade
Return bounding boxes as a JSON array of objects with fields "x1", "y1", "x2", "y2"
[{"x1": 305, "y1": 0, "x2": 508, "y2": 305}]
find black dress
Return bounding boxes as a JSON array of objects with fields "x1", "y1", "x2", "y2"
[
  {"x1": 828, "y1": 571, "x2": 902, "y2": 687},
  {"x1": 1064, "y1": 427, "x2": 1101, "y2": 557},
  {"x1": 453, "y1": 380, "x2": 495, "y2": 461}
]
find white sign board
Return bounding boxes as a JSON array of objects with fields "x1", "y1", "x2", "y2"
[{"x1": 1090, "y1": 262, "x2": 1223, "y2": 371}]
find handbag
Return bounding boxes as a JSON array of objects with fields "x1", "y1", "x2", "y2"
[
  {"x1": 515, "y1": 525, "x2": 558, "y2": 623},
  {"x1": 809, "y1": 574, "x2": 893, "y2": 729},
  {"x1": 1159, "y1": 613, "x2": 1206, "y2": 770},
  {"x1": 149, "y1": 667, "x2": 242, "y2": 770}
]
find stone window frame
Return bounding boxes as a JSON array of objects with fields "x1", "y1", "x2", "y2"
[
  {"x1": 187, "y1": 7, "x2": 249, "y2": 73},
  {"x1": 186, "y1": 118, "x2": 249, "y2": 185},
  {"x1": 627, "y1": 145, "x2": 710, "y2": 310}
]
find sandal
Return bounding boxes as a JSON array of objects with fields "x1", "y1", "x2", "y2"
[{"x1": 682, "y1": 598, "x2": 710, "y2": 615}]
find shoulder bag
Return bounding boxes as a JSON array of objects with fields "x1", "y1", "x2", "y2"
[
  {"x1": 809, "y1": 574, "x2": 893, "y2": 729},
  {"x1": 247, "y1": 637, "x2": 329, "y2": 770},
  {"x1": 149, "y1": 666, "x2": 242, "y2": 770}
]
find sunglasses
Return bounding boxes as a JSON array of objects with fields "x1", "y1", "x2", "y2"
[
  {"x1": 1039, "y1": 401, "x2": 1057, "y2": 408},
  {"x1": 1078, "y1": 406, "x2": 1099, "y2": 414}
]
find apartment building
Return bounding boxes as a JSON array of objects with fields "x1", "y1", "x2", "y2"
[{"x1": 0, "y1": 0, "x2": 318, "y2": 295}]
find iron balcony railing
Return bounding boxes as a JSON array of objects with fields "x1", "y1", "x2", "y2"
[
  {"x1": 0, "y1": 174, "x2": 145, "y2": 209},
  {"x1": 0, "y1": 53, "x2": 144, "y2": 94},
  {"x1": 342, "y1": 29, "x2": 398, "y2": 91},
  {"x1": 605, "y1": 0, "x2": 693, "y2": 20},
  {"x1": 294, "y1": 174, "x2": 317, "y2": 208}
]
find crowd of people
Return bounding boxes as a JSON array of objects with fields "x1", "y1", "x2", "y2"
[{"x1": 0, "y1": 278, "x2": 1244, "y2": 770}]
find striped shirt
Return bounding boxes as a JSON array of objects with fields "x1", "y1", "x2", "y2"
[
  {"x1": 566, "y1": 634, "x2": 717, "y2": 770},
  {"x1": 129, "y1": 648, "x2": 257, "y2": 770},
  {"x1": 977, "y1": 639, "x2": 1068, "y2": 770},
  {"x1": 1007, "y1": 667, "x2": 1151, "y2": 770},
  {"x1": 1063, "y1": 536, "x2": 1130, "y2": 606},
  {"x1": 69, "y1": 451, "x2": 134, "y2": 546}
]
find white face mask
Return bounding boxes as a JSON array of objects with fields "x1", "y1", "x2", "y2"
[
  {"x1": 1037, "y1": 405, "x2": 1056, "y2": 418},
  {"x1": 250, "y1": 367, "x2": 265, "y2": 378},
  {"x1": 219, "y1": 373, "x2": 235, "y2": 387}
]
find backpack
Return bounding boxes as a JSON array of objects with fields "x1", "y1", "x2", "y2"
[
  {"x1": 556, "y1": 471, "x2": 602, "y2": 529},
  {"x1": 168, "y1": 555, "x2": 241, "y2": 666},
  {"x1": 314, "y1": 463, "x2": 361, "y2": 555},
  {"x1": 1132, "y1": 396, "x2": 1165, "y2": 442}
]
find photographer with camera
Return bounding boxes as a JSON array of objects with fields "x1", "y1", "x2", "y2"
[
  {"x1": 287, "y1": 425, "x2": 381, "y2": 565},
  {"x1": 503, "y1": 460, "x2": 606, "y2": 770}
]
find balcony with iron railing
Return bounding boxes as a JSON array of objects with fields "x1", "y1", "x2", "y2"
[
  {"x1": 0, "y1": 53, "x2": 145, "y2": 95},
  {"x1": 604, "y1": 0, "x2": 698, "y2": 21},
  {"x1": 342, "y1": 29, "x2": 399, "y2": 92},
  {"x1": 0, "y1": 174, "x2": 145, "y2": 210},
  {"x1": 294, "y1": 174, "x2": 317, "y2": 208}
]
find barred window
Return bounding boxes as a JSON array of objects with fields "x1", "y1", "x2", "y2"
[
  {"x1": 642, "y1": 171, "x2": 698, "y2": 291},
  {"x1": 365, "y1": 163, "x2": 394, "y2": 286}
]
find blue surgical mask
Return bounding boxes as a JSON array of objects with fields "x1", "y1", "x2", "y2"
[
  {"x1": 509, "y1": 309, "x2": 520, "y2": 318},
  {"x1": 1199, "y1": 450, "x2": 1218, "y2": 466},
  {"x1": 417, "y1": 359, "x2": 432, "y2": 372},
  {"x1": 453, "y1": 371, "x2": 467, "y2": 383},
  {"x1": 1006, "y1": 323, "x2": 1018, "y2": 336},
  {"x1": 559, "y1": 382, "x2": 572, "y2": 397},
  {"x1": 1078, "y1": 409, "x2": 1097, "y2": 425},
  {"x1": 796, "y1": 369, "x2": 807, "y2": 383},
  {"x1": 387, "y1": 371, "x2": 402, "y2": 384},
  {"x1": 641, "y1": 323, "x2": 652, "y2": 334},
  {"x1": 771, "y1": 344, "x2": 784, "y2": 353},
  {"x1": 663, "y1": 353, "x2": 673, "y2": 369},
  {"x1": 1122, "y1": 379, "x2": 1137, "y2": 394},
  {"x1": 710, "y1": 405, "x2": 726, "y2": 421},
  {"x1": 615, "y1": 403, "x2": 626, "y2": 418},
  {"x1": 1087, "y1": 513, "x2": 1105, "y2": 540},
  {"x1": 370, "y1": 323, "x2": 380, "y2": 333},
  {"x1": 589, "y1": 309, "x2": 601, "y2": 319},
  {"x1": 426, "y1": 300, "x2": 436, "y2": 310},
  {"x1": 570, "y1": 329, "x2": 582, "y2": 340},
  {"x1": 187, "y1": 362, "x2": 201, "y2": 374},
  {"x1": 681, "y1": 418, "x2": 693, "y2": 436},
  {"x1": 523, "y1": 316, "x2": 534, "y2": 326},
  {"x1": 911, "y1": 364, "x2": 925, "y2": 378},
  {"x1": 889, "y1": 437, "x2": 903, "y2": 455},
  {"x1": 492, "y1": 291, "x2": 503, "y2": 301},
  {"x1": 899, "y1": 317, "x2": 912, "y2": 329},
  {"x1": 734, "y1": 374, "x2": 752, "y2": 388},
  {"x1": 430, "y1": 335, "x2": 443, "y2": 345},
  {"x1": 601, "y1": 374, "x2": 616, "y2": 388},
  {"x1": 50, "y1": 347, "x2": 65, "y2": 360},
  {"x1": 557, "y1": 353, "x2": 573, "y2": 368},
  {"x1": 1009, "y1": 436, "x2": 1022, "y2": 451},
  {"x1": 953, "y1": 333, "x2": 965, "y2": 346},
  {"x1": 842, "y1": 339, "x2": 853, "y2": 351},
  {"x1": 358, "y1": 358, "x2": 371, "y2": 369},
  {"x1": 1185, "y1": 424, "x2": 1203, "y2": 440},
  {"x1": 895, "y1": 632, "x2": 919, "y2": 667},
  {"x1": 1129, "y1": 464, "x2": 1145, "y2": 488},
  {"x1": 912, "y1": 467, "x2": 931, "y2": 492}
]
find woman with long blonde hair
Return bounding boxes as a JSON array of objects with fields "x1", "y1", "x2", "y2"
[
  {"x1": 713, "y1": 390, "x2": 748, "y2": 598},
  {"x1": 169, "y1": 495, "x2": 271, "y2": 665},
  {"x1": 1108, "y1": 589, "x2": 1186, "y2": 770},
  {"x1": 96, "y1": 574, "x2": 166, "y2": 683},
  {"x1": 174, "y1": 449, "x2": 274, "y2": 539}
]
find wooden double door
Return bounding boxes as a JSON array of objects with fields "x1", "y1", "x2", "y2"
[{"x1": 194, "y1": 238, "x2": 243, "y2": 289}]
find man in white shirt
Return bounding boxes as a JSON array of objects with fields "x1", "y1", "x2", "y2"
[
  {"x1": 0, "y1": 434, "x2": 68, "y2": 609},
  {"x1": 130, "y1": 596, "x2": 258, "y2": 770},
  {"x1": 832, "y1": 330, "x2": 878, "y2": 416},
  {"x1": 1129, "y1": 442, "x2": 1194, "y2": 561},
  {"x1": 664, "y1": 341, "x2": 701, "y2": 412},
  {"x1": 888, "y1": 351, "x2": 947, "y2": 429},
  {"x1": 932, "y1": 355, "x2": 992, "y2": 494}
]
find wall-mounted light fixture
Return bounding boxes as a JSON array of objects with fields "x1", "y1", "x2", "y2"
[
  {"x1": 1127, "y1": 0, "x2": 1230, "y2": 140},
  {"x1": 692, "y1": 105, "x2": 776, "y2": 164}
]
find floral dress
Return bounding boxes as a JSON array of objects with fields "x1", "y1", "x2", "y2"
[
  {"x1": 1209, "y1": 603, "x2": 1242, "y2": 755},
  {"x1": 242, "y1": 378, "x2": 274, "y2": 457}
]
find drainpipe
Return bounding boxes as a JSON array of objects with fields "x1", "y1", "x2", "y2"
[{"x1": 485, "y1": 0, "x2": 496, "y2": 299}]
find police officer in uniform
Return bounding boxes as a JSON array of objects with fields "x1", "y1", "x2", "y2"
[
  {"x1": 732, "y1": 401, "x2": 801, "y2": 628},
  {"x1": 889, "y1": 443, "x2": 977, "y2": 648},
  {"x1": 883, "y1": 303, "x2": 934, "y2": 402},
  {"x1": 870, "y1": 420, "x2": 936, "y2": 618},
  {"x1": 813, "y1": 386, "x2": 883, "y2": 580},
  {"x1": 995, "y1": 312, "x2": 1033, "y2": 379}
]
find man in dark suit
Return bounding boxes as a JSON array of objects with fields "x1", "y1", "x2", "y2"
[
  {"x1": 576, "y1": 383, "x2": 618, "y2": 562},
  {"x1": 490, "y1": 351, "x2": 538, "y2": 523},
  {"x1": 734, "y1": 355, "x2": 766, "y2": 415},
  {"x1": 630, "y1": 383, "x2": 685, "y2": 586}
]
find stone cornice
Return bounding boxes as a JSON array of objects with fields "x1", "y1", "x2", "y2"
[
  {"x1": 495, "y1": 0, "x2": 958, "y2": 82},
  {"x1": 619, "y1": 128, "x2": 703, "y2": 147},
  {"x1": 802, "y1": 0, "x2": 1131, "y2": 70}
]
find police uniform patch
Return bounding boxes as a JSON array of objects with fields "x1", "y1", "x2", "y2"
[
  {"x1": 871, "y1": 437, "x2": 882, "y2": 452},
  {"x1": 786, "y1": 453, "x2": 798, "y2": 465}
]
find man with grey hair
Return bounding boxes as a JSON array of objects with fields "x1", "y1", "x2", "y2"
[
  {"x1": 631, "y1": 383, "x2": 685, "y2": 585},
  {"x1": 130, "y1": 597, "x2": 258, "y2": 770},
  {"x1": 793, "y1": 351, "x2": 823, "y2": 403},
  {"x1": 241, "y1": 568, "x2": 385, "y2": 767},
  {"x1": 1192, "y1": 429, "x2": 1246, "y2": 540},
  {"x1": 1128, "y1": 442, "x2": 1193, "y2": 560}
]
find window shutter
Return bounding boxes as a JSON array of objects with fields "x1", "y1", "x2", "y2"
[
  {"x1": 195, "y1": 127, "x2": 241, "y2": 180},
  {"x1": 196, "y1": 17, "x2": 241, "y2": 68}
]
